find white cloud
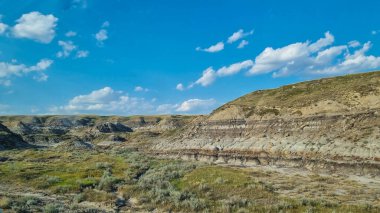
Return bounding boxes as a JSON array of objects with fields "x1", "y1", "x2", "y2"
[
  {"x1": 194, "y1": 67, "x2": 216, "y2": 86},
  {"x1": 76, "y1": 50, "x2": 89, "y2": 58},
  {"x1": 311, "y1": 42, "x2": 380, "y2": 75},
  {"x1": 216, "y1": 60, "x2": 253, "y2": 77},
  {"x1": 70, "y1": 0, "x2": 88, "y2": 9},
  {"x1": 26, "y1": 59, "x2": 53, "y2": 72},
  {"x1": 156, "y1": 98, "x2": 217, "y2": 114},
  {"x1": 0, "y1": 59, "x2": 53, "y2": 85},
  {"x1": 248, "y1": 31, "x2": 380, "y2": 77},
  {"x1": 95, "y1": 29, "x2": 108, "y2": 44},
  {"x1": 95, "y1": 21, "x2": 109, "y2": 46},
  {"x1": 65, "y1": 31, "x2": 77, "y2": 37},
  {"x1": 249, "y1": 42, "x2": 310, "y2": 75},
  {"x1": 196, "y1": 42, "x2": 224, "y2": 53},
  {"x1": 191, "y1": 60, "x2": 253, "y2": 87},
  {"x1": 176, "y1": 83, "x2": 184, "y2": 91},
  {"x1": 308, "y1": 31, "x2": 334, "y2": 52},
  {"x1": 176, "y1": 98, "x2": 216, "y2": 113},
  {"x1": 12, "y1": 12, "x2": 58, "y2": 43},
  {"x1": 56, "y1": 40, "x2": 77, "y2": 58},
  {"x1": 348, "y1": 40, "x2": 360, "y2": 48},
  {"x1": 0, "y1": 23, "x2": 8, "y2": 34},
  {"x1": 102, "y1": 21, "x2": 110, "y2": 28},
  {"x1": 134, "y1": 86, "x2": 149, "y2": 92},
  {"x1": 33, "y1": 73, "x2": 48, "y2": 82},
  {"x1": 189, "y1": 31, "x2": 380, "y2": 87},
  {"x1": 53, "y1": 87, "x2": 154, "y2": 114},
  {"x1": 237, "y1": 40, "x2": 249, "y2": 49},
  {"x1": 227, "y1": 29, "x2": 253, "y2": 43}
]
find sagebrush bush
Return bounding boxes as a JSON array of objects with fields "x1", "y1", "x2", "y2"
[
  {"x1": 0, "y1": 197, "x2": 12, "y2": 209},
  {"x1": 43, "y1": 203, "x2": 61, "y2": 213},
  {"x1": 97, "y1": 169, "x2": 120, "y2": 192},
  {"x1": 96, "y1": 162, "x2": 112, "y2": 170},
  {"x1": 46, "y1": 176, "x2": 62, "y2": 185}
]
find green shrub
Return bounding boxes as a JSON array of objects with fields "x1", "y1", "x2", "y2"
[
  {"x1": 0, "y1": 197, "x2": 12, "y2": 209},
  {"x1": 46, "y1": 176, "x2": 62, "y2": 185},
  {"x1": 95, "y1": 162, "x2": 112, "y2": 170},
  {"x1": 73, "y1": 193, "x2": 85, "y2": 203},
  {"x1": 76, "y1": 177, "x2": 98, "y2": 189},
  {"x1": 97, "y1": 169, "x2": 120, "y2": 192},
  {"x1": 10, "y1": 196, "x2": 40, "y2": 212},
  {"x1": 43, "y1": 203, "x2": 61, "y2": 213}
]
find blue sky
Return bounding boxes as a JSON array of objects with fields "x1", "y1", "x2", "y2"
[{"x1": 1, "y1": 0, "x2": 380, "y2": 115}]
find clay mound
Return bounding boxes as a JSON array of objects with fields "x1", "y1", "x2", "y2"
[
  {"x1": 0, "y1": 123, "x2": 31, "y2": 150},
  {"x1": 95, "y1": 122, "x2": 133, "y2": 133}
]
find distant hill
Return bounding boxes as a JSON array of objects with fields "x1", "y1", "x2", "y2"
[{"x1": 210, "y1": 71, "x2": 380, "y2": 120}]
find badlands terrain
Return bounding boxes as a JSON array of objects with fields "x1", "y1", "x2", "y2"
[{"x1": 0, "y1": 71, "x2": 380, "y2": 212}]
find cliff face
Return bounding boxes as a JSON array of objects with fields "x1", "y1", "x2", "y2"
[{"x1": 151, "y1": 71, "x2": 380, "y2": 174}]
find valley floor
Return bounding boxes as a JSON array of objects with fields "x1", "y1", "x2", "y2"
[{"x1": 0, "y1": 146, "x2": 379, "y2": 212}]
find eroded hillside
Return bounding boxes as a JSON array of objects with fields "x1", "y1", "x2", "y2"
[
  {"x1": 1, "y1": 71, "x2": 380, "y2": 212},
  {"x1": 1, "y1": 71, "x2": 380, "y2": 175},
  {"x1": 152, "y1": 71, "x2": 380, "y2": 174}
]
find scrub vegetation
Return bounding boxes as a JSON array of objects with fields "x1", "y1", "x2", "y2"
[{"x1": 0, "y1": 147, "x2": 379, "y2": 212}]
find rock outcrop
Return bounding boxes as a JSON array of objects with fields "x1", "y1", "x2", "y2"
[
  {"x1": 94, "y1": 122, "x2": 133, "y2": 133},
  {"x1": 0, "y1": 123, "x2": 30, "y2": 150},
  {"x1": 0, "y1": 115, "x2": 195, "y2": 147},
  {"x1": 151, "y1": 71, "x2": 380, "y2": 174}
]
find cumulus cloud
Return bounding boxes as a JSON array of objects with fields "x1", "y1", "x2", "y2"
[
  {"x1": 227, "y1": 29, "x2": 253, "y2": 43},
  {"x1": 191, "y1": 60, "x2": 254, "y2": 87},
  {"x1": 134, "y1": 86, "x2": 149, "y2": 92},
  {"x1": 348, "y1": 40, "x2": 360, "y2": 48},
  {"x1": 188, "y1": 31, "x2": 380, "y2": 88},
  {"x1": 157, "y1": 98, "x2": 217, "y2": 114},
  {"x1": 95, "y1": 29, "x2": 108, "y2": 44},
  {"x1": 95, "y1": 21, "x2": 109, "y2": 46},
  {"x1": 176, "y1": 98, "x2": 216, "y2": 113},
  {"x1": 194, "y1": 67, "x2": 217, "y2": 86},
  {"x1": 101, "y1": 21, "x2": 110, "y2": 28},
  {"x1": 52, "y1": 87, "x2": 154, "y2": 114},
  {"x1": 310, "y1": 42, "x2": 380, "y2": 75},
  {"x1": 216, "y1": 60, "x2": 253, "y2": 77},
  {"x1": 0, "y1": 59, "x2": 53, "y2": 85},
  {"x1": 65, "y1": 31, "x2": 77, "y2": 37},
  {"x1": 12, "y1": 12, "x2": 58, "y2": 43},
  {"x1": 249, "y1": 31, "x2": 380, "y2": 77},
  {"x1": 56, "y1": 40, "x2": 77, "y2": 58},
  {"x1": 237, "y1": 40, "x2": 249, "y2": 49},
  {"x1": 372, "y1": 30, "x2": 380, "y2": 35},
  {"x1": 76, "y1": 50, "x2": 89, "y2": 58},
  {"x1": 176, "y1": 83, "x2": 184, "y2": 91},
  {"x1": 56, "y1": 41, "x2": 89, "y2": 59},
  {"x1": 196, "y1": 42, "x2": 224, "y2": 53},
  {"x1": 69, "y1": 0, "x2": 88, "y2": 9},
  {"x1": 0, "y1": 22, "x2": 8, "y2": 34},
  {"x1": 195, "y1": 29, "x2": 253, "y2": 52}
]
